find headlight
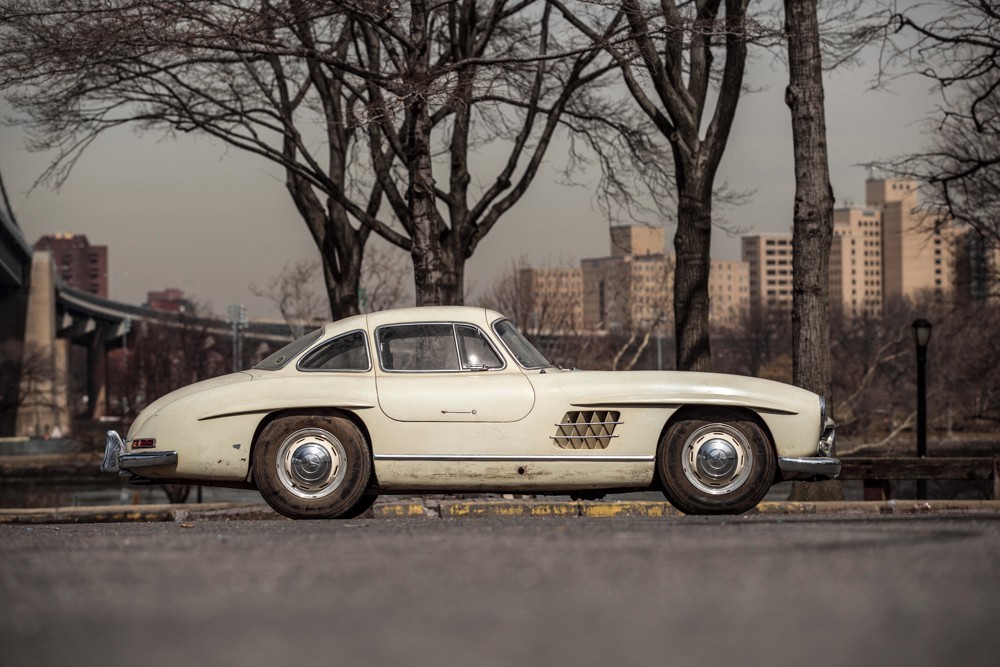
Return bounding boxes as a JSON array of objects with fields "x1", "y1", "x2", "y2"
[{"x1": 817, "y1": 396, "x2": 835, "y2": 456}]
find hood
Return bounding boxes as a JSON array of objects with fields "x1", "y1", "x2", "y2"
[{"x1": 553, "y1": 370, "x2": 818, "y2": 416}]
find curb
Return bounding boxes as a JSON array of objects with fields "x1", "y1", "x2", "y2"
[{"x1": 2, "y1": 499, "x2": 1000, "y2": 524}]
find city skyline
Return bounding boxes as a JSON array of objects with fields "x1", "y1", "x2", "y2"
[
  {"x1": 0, "y1": 38, "x2": 941, "y2": 320},
  {"x1": 521, "y1": 178, "x2": 985, "y2": 335}
]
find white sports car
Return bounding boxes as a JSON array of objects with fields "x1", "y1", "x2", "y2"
[{"x1": 102, "y1": 306, "x2": 839, "y2": 518}]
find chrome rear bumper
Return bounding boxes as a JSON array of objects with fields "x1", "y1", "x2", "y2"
[
  {"x1": 101, "y1": 430, "x2": 178, "y2": 475},
  {"x1": 778, "y1": 456, "x2": 841, "y2": 482}
]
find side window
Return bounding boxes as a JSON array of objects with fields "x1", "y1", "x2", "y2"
[
  {"x1": 378, "y1": 324, "x2": 460, "y2": 371},
  {"x1": 456, "y1": 325, "x2": 503, "y2": 369},
  {"x1": 298, "y1": 331, "x2": 370, "y2": 371}
]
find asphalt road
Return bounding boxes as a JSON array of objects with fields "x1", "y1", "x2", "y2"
[{"x1": 2, "y1": 515, "x2": 998, "y2": 667}]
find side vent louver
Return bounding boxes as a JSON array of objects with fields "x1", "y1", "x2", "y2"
[{"x1": 550, "y1": 411, "x2": 622, "y2": 450}]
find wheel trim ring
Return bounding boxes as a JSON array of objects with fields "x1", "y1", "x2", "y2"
[
  {"x1": 680, "y1": 423, "x2": 753, "y2": 496},
  {"x1": 275, "y1": 428, "x2": 348, "y2": 500}
]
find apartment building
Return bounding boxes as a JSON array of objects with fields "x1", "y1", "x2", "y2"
[
  {"x1": 580, "y1": 225, "x2": 748, "y2": 332},
  {"x1": 830, "y1": 207, "x2": 883, "y2": 318},
  {"x1": 582, "y1": 252, "x2": 670, "y2": 332},
  {"x1": 609, "y1": 224, "x2": 665, "y2": 258},
  {"x1": 524, "y1": 181, "x2": 975, "y2": 336},
  {"x1": 741, "y1": 233, "x2": 793, "y2": 317},
  {"x1": 870, "y1": 178, "x2": 956, "y2": 304},
  {"x1": 516, "y1": 266, "x2": 584, "y2": 333},
  {"x1": 954, "y1": 228, "x2": 1000, "y2": 302},
  {"x1": 34, "y1": 233, "x2": 108, "y2": 297},
  {"x1": 710, "y1": 259, "x2": 751, "y2": 328}
]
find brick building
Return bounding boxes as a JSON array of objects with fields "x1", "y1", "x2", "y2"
[{"x1": 33, "y1": 233, "x2": 108, "y2": 297}]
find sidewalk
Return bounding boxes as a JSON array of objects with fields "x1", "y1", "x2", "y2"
[{"x1": 2, "y1": 498, "x2": 1000, "y2": 524}]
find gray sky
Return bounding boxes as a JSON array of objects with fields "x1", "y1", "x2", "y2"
[{"x1": 0, "y1": 39, "x2": 937, "y2": 321}]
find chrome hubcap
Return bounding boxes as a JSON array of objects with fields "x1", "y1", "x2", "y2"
[
  {"x1": 276, "y1": 429, "x2": 347, "y2": 499},
  {"x1": 681, "y1": 424, "x2": 752, "y2": 495}
]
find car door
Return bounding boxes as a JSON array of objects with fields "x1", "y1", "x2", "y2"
[{"x1": 374, "y1": 322, "x2": 535, "y2": 423}]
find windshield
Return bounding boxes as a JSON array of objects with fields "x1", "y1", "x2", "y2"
[
  {"x1": 492, "y1": 320, "x2": 552, "y2": 369},
  {"x1": 253, "y1": 328, "x2": 324, "y2": 370}
]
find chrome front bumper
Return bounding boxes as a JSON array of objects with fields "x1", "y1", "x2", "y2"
[
  {"x1": 778, "y1": 456, "x2": 841, "y2": 482},
  {"x1": 101, "y1": 431, "x2": 178, "y2": 475},
  {"x1": 777, "y1": 415, "x2": 840, "y2": 481}
]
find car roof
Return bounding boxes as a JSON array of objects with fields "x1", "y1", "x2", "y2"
[{"x1": 322, "y1": 306, "x2": 507, "y2": 338}]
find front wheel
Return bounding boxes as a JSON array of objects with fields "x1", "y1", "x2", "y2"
[
  {"x1": 657, "y1": 408, "x2": 776, "y2": 515},
  {"x1": 253, "y1": 414, "x2": 372, "y2": 519}
]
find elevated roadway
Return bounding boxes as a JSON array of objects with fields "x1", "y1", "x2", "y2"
[{"x1": 1, "y1": 181, "x2": 300, "y2": 436}]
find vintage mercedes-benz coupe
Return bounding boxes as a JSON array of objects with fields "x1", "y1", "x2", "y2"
[{"x1": 102, "y1": 306, "x2": 839, "y2": 518}]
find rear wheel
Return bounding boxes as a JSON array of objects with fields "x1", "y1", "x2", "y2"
[
  {"x1": 657, "y1": 408, "x2": 776, "y2": 515},
  {"x1": 252, "y1": 414, "x2": 372, "y2": 519}
]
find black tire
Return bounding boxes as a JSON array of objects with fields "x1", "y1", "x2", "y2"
[
  {"x1": 252, "y1": 414, "x2": 372, "y2": 519},
  {"x1": 657, "y1": 407, "x2": 776, "y2": 515}
]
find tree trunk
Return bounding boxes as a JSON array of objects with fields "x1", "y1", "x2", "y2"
[
  {"x1": 405, "y1": 0, "x2": 460, "y2": 307},
  {"x1": 674, "y1": 183, "x2": 714, "y2": 372},
  {"x1": 320, "y1": 242, "x2": 362, "y2": 320},
  {"x1": 285, "y1": 177, "x2": 364, "y2": 321},
  {"x1": 784, "y1": 0, "x2": 842, "y2": 501}
]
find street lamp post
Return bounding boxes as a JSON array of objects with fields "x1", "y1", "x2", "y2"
[
  {"x1": 121, "y1": 316, "x2": 131, "y2": 417},
  {"x1": 227, "y1": 304, "x2": 248, "y2": 373},
  {"x1": 912, "y1": 318, "x2": 932, "y2": 500}
]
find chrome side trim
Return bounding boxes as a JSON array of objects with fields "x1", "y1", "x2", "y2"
[
  {"x1": 374, "y1": 454, "x2": 654, "y2": 463},
  {"x1": 778, "y1": 456, "x2": 841, "y2": 481},
  {"x1": 555, "y1": 421, "x2": 623, "y2": 427},
  {"x1": 119, "y1": 451, "x2": 179, "y2": 469}
]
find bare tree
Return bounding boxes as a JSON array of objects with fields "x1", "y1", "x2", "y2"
[
  {"x1": 252, "y1": 245, "x2": 409, "y2": 327},
  {"x1": 880, "y1": 1, "x2": 1000, "y2": 248},
  {"x1": 251, "y1": 260, "x2": 330, "y2": 334},
  {"x1": 784, "y1": 0, "x2": 840, "y2": 500},
  {"x1": 715, "y1": 306, "x2": 791, "y2": 378},
  {"x1": 786, "y1": 0, "x2": 833, "y2": 400},
  {"x1": 0, "y1": 1, "x2": 627, "y2": 315},
  {"x1": 551, "y1": 0, "x2": 751, "y2": 371},
  {"x1": 112, "y1": 302, "x2": 227, "y2": 418},
  {"x1": 0, "y1": 339, "x2": 62, "y2": 436},
  {"x1": 360, "y1": 244, "x2": 411, "y2": 313}
]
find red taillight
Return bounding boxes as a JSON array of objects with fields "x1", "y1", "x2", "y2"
[{"x1": 131, "y1": 438, "x2": 156, "y2": 449}]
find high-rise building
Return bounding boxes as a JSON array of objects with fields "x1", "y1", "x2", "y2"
[
  {"x1": 581, "y1": 225, "x2": 748, "y2": 332},
  {"x1": 516, "y1": 267, "x2": 583, "y2": 333},
  {"x1": 609, "y1": 224, "x2": 665, "y2": 258},
  {"x1": 954, "y1": 228, "x2": 1000, "y2": 303},
  {"x1": 582, "y1": 252, "x2": 671, "y2": 332},
  {"x1": 830, "y1": 207, "x2": 883, "y2": 318},
  {"x1": 869, "y1": 179, "x2": 956, "y2": 304},
  {"x1": 741, "y1": 233, "x2": 793, "y2": 318},
  {"x1": 709, "y1": 259, "x2": 751, "y2": 328},
  {"x1": 33, "y1": 233, "x2": 108, "y2": 297}
]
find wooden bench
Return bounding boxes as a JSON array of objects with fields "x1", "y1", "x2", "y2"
[{"x1": 838, "y1": 456, "x2": 1000, "y2": 500}]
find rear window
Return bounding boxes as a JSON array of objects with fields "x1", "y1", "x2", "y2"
[
  {"x1": 298, "y1": 331, "x2": 370, "y2": 371},
  {"x1": 253, "y1": 329, "x2": 323, "y2": 370}
]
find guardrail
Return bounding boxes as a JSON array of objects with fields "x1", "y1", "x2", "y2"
[{"x1": 839, "y1": 456, "x2": 1000, "y2": 501}]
